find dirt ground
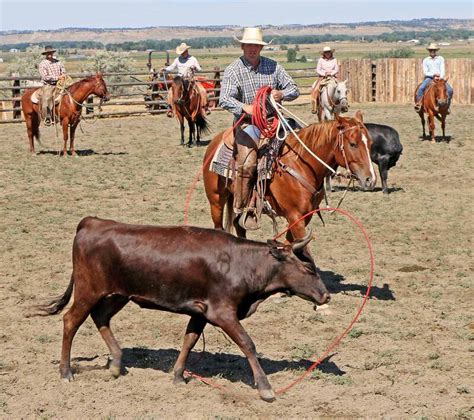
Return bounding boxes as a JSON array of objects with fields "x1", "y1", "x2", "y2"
[{"x1": 0, "y1": 103, "x2": 472, "y2": 418}]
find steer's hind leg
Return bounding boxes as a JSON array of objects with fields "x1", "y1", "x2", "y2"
[
  {"x1": 173, "y1": 315, "x2": 207, "y2": 384},
  {"x1": 60, "y1": 300, "x2": 97, "y2": 381},
  {"x1": 90, "y1": 295, "x2": 129, "y2": 378},
  {"x1": 212, "y1": 315, "x2": 275, "y2": 402}
]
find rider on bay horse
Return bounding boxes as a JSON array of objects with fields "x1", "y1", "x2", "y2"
[
  {"x1": 414, "y1": 43, "x2": 453, "y2": 113},
  {"x1": 162, "y1": 42, "x2": 210, "y2": 118},
  {"x1": 38, "y1": 45, "x2": 66, "y2": 126},
  {"x1": 312, "y1": 45, "x2": 339, "y2": 110},
  {"x1": 219, "y1": 27, "x2": 299, "y2": 229}
]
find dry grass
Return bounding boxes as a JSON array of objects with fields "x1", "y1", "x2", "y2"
[{"x1": 0, "y1": 103, "x2": 472, "y2": 417}]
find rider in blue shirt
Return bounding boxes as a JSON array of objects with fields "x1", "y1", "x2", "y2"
[{"x1": 415, "y1": 43, "x2": 453, "y2": 113}]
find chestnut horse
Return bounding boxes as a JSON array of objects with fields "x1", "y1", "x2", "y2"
[
  {"x1": 21, "y1": 73, "x2": 109, "y2": 155},
  {"x1": 415, "y1": 78, "x2": 450, "y2": 142},
  {"x1": 171, "y1": 75, "x2": 209, "y2": 147},
  {"x1": 203, "y1": 112, "x2": 376, "y2": 241}
]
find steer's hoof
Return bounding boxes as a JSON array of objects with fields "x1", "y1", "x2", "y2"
[
  {"x1": 61, "y1": 371, "x2": 74, "y2": 382},
  {"x1": 173, "y1": 374, "x2": 186, "y2": 386},
  {"x1": 259, "y1": 388, "x2": 275, "y2": 402},
  {"x1": 109, "y1": 364, "x2": 121, "y2": 378}
]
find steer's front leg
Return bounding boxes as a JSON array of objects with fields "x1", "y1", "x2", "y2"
[{"x1": 212, "y1": 313, "x2": 275, "y2": 402}]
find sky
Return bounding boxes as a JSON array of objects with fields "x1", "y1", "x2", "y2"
[{"x1": 0, "y1": 0, "x2": 472, "y2": 31}]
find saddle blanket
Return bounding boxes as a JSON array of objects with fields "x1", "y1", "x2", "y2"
[{"x1": 209, "y1": 142, "x2": 234, "y2": 179}]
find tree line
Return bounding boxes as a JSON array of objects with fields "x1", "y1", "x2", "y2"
[{"x1": 1, "y1": 29, "x2": 472, "y2": 52}]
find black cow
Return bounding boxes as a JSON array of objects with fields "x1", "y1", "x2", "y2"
[
  {"x1": 32, "y1": 217, "x2": 330, "y2": 402},
  {"x1": 365, "y1": 123, "x2": 403, "y2": 194}
]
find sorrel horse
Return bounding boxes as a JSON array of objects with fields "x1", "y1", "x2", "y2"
[
  {"x1": 21, "y1": 73, "x2": 109, "y2": 155},
  {"x1": 311, "y1": 77, "x2": 349, "y2": 122},
  {"x1": 415, "y1": 78, "x2": 450, "y2": 142},
  {"x1": 203, "y1": 111, "x2": 376, "y2": 241},
  {"x1": 171, "y1": 75, "x2": 209, "y2": 147}
]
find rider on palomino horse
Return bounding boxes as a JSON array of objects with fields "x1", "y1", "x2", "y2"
[
  {"x1": 312, "y1": 46, "x2": 339, "y2": 110},
  {"x1": 38, "y1": 45, "x2": 66, "y2": 126},
  {"x1": 162, "y1": 42, "x2": 210, "y2": 118},
  {"x1": 414, "y1": 43, "x2": 453, "y2": 114},
  {"x1": 219, "y1": 27, "x2": 299, "y2": 229}
]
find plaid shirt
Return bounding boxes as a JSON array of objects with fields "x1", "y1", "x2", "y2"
[
  {"x1": 219, "y1": 56, "x2": 299, "y2": 118},
  {"x1": 39, "y1": 58, "x2": 66, "y2": 85}
]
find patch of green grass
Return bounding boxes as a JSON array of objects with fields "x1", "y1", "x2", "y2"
[
  {"x1": 290, "y1": 344, "x2": 315, "y2": 360},
  {"x1": 348, "y1": 327, "x2": 363, "y2": 339}
]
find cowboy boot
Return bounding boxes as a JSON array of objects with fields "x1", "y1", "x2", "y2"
[{"x1": 233, "y1": 166, "x2": 254, "y2": 215}]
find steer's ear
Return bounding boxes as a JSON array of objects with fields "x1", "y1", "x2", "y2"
[
  {"x1": 267, "y1": 240, "x2": 289, "y2": 261},
  {"x1": 355, "y1": 110, "x2": 364, "y2": 123}
]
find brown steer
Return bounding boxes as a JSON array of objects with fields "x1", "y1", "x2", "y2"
[{"x1": 33, "y1": 217, "x2": 330, "y2": 402}]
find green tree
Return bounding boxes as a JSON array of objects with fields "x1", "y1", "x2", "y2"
[{"x1": 287, "y1": 48, "x2": 297, "y2": 63}]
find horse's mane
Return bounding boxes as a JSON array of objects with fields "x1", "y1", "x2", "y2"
[
  {"x1": 286, "y1": 120, "x2": 338, "y2": 151},
  {"x1": 67, "y1": 75, "x2": 98, "y2": 94}
]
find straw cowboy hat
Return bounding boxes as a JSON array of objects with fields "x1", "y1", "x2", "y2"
[
  {"x1": 321, "y1": 46, "x2": 335, "y2": 54},
  {"x1": 41, "y1": 45, "x2": 57, "y2": 55},
  {"x1": 233, "y1": 27, "x2": 270, "y2": 46},
  {"x1": 176, "y1": 43, "x2": 191, "y2": 55},
  {"x1": 426, "y1": 43, "x2": 440, "y2": 51}
]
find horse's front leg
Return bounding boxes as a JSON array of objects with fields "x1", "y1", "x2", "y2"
[
  {"x1": 25, "y1": 113, "x2": 36, "y2": 154},
  {"x1": 61, "y1": 118, "x2": 69, "y2": 156},
  {"x1": 69, "y1": 121, "x2": 79, "y2": 156},
  {"x1": 427, "y1": 111, "x2": 436, "y2": 143},
  {"x1": 188, "y1": 120, "x2": 195, "y2": 147},
  {"x1": 419, "y1": 110, "x2": 426, "y2": 139},
  {"x1": 441, "y1": 113, "x2": 446, "y2": 140}
]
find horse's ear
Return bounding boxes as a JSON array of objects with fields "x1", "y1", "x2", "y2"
[
  {"x1": 445, "y1": 76, "x2": 449, "y2": 82},
  {"x1": 343, "y1": 79, "x2": 348, "y2": 84},
  {"x1": 355, "y1": 110, "x2": 364, "y2": 123}
]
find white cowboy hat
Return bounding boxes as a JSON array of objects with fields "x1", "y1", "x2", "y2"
[
  {"x1": 41, "y1": 45, "x2": 57, "y2": 55},
  {"x1": 426, "y1": 43, "x2": 440, "y2": 51},
  {"x1": 176, "y1": 43, "x2": 191, "y2": 55},
  {"x1": 321, "y1": 46, "x2": 335, "y2": 54},
  {"x1": 233, "y1": 27, "x2": 270, "y2": 46}
]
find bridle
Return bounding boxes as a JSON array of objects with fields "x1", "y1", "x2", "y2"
[{"x1": 326, "y1": 80, "x2": 348, "y2": 112}]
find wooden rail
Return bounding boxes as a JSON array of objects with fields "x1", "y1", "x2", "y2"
[{"x1": 0, "y1": 59, "x2": 472, "y2": 123}]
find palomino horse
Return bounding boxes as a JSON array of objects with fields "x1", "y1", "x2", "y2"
[
  {"x1": 415, "y1": 78, "x2": 450, "y2": 142},
  {"x1": 171, "y1": 75, "x2": 209, "y2": 147},
  {"x1": 21, "y1": 73, "x2": 110, "y2": 155},
  {"x1": 203, "y1": 111, "x2": 376, "y2": 241},
  {"x1": 311, "y1": 78, "x2": 349, "y2": 122}
]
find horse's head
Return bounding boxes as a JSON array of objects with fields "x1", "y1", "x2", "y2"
[
  {"x1": 334, "y1": 79, "x2": 349, "y2": 113},
  {"x1": 92, "y1": 73, "x2": 110, "y2": 103},
  {"x1": 172, "y1": 75, "x2": 195, "y2": 106},
  {"x1": 433, "y1": 78, "x2": 449, "y2": 109},
  {"x1": 334, "y1": 111, "x2": 376, "y2": 191}
]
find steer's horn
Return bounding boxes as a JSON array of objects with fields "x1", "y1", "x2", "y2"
[{"x1": 291, "y1": 228, "x2": 313, "y2": 251}]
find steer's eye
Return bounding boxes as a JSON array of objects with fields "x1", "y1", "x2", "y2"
[{"x1": 350, "y1": 142, "x2": 357, "y2": 148}]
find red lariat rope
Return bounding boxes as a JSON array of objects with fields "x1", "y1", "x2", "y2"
[{"x1": 252, "y1": 86, "x2": 280, "y2": 139}]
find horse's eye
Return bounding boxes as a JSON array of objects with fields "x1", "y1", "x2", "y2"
[{"x1": 350, "y1": 142, "x2": 357, "y2": 148}]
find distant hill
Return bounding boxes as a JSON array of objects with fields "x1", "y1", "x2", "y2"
[{"x1": 1, "y1": 18, "x2": 472, "y2": 46}]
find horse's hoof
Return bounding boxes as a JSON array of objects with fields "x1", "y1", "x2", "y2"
[
  {"x1": 61, "y1": 371, "x2": 74, "y2": 382},
  {"x1": 259, "y1": 388, "x2": 275, "y2": 402},
  {"x1": 109, "y1": 364, "x2": 121, "y2": 378}
]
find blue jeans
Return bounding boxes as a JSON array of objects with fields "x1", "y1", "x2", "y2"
[{"x1": 416, "y1": 77, "x2": 453, "y2": 104}]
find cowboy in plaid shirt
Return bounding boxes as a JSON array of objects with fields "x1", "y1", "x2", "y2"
[
  {"x1": 219, "y1": 28, "x2": 299, "y2": 229},
  {"x1": 38, "y1": 45, "x2": 66, "y2": 125}
]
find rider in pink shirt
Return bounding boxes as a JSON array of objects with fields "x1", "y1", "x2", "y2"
[{"x1": 312, "y1": 46, "x2": 339, "y2": 113}]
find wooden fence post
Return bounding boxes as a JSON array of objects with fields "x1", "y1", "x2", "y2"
[{"x1": 12, "y1": 73, "x2": 21, "y2": 119}]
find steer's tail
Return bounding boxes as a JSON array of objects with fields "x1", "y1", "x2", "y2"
[{"x1": 25, "y1": 274, "x2": 74, "y2": 317}]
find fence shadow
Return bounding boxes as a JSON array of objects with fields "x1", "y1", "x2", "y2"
[
  {"x1": 318, "y1": 268, "x2": 395, "y2": 301},
  {"x1": 36, "y1": 149, "x2": 128, "y2": 156}
]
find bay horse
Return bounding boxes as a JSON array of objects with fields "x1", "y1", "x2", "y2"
[
  {"x1": 21, "y1": 73, "x2": 110, "y2": 155},
  {"x1": 415, "y1": 78, "x2": 450, "y2": 143},
  {"x1": 203, "y1": 111, "x2": 376, "y2": 241},
  {"x1": 171, "y1": 75, "x2": 209, "y2": 147},
  {"x1": 311, "y1": 78, "x2": 349, "y2": 122}
]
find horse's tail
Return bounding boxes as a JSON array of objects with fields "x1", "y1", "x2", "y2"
[
  {"x1": 224, "y1": 194, "x2": 235, "y2": 234},
  {"x1": 196, "y1": 114, "x2": 210, "y2": 134},
  {"x1": 25, "y1": 274, "x2": 74, "y2": 317}
]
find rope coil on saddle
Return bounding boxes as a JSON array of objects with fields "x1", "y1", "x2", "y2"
[{"x1": 251, "y1": 86, "x2": 280, "y2": 139}]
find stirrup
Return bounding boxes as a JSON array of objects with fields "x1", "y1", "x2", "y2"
[
  {"x1": 237, "y1": 209, "x2": 260, "y2": 231},
  {"x1": 414, "y1": 103, "x2": 422, "y2": 112}
]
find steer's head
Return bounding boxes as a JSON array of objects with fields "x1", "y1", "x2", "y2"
[{"x1": 267, "y1": 230, "x2": 330, "y2": 308}]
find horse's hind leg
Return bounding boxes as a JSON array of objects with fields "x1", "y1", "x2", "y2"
[
  {"x1": 61, "y1": 119, "x2": 70, "y2": 156},
  {"x1": 419, "y1": 111, "x2": 426, "y2": 139},
  {"x1": 90, "y1": 295, "x2": 129, "y2": 377},
  {"x1": 173, "y1": 315, "x2": 207, "y2": 384},
  {"x1": 69, "y1": 123, "x2": 79, "y2": 156},
  {"x1": 188, "y1": 120, "x2": 195, "y2": 147}
]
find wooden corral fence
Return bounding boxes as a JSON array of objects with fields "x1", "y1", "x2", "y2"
[{"x1": 0, "y1": 58, "x2": 472, "y2": 123}]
